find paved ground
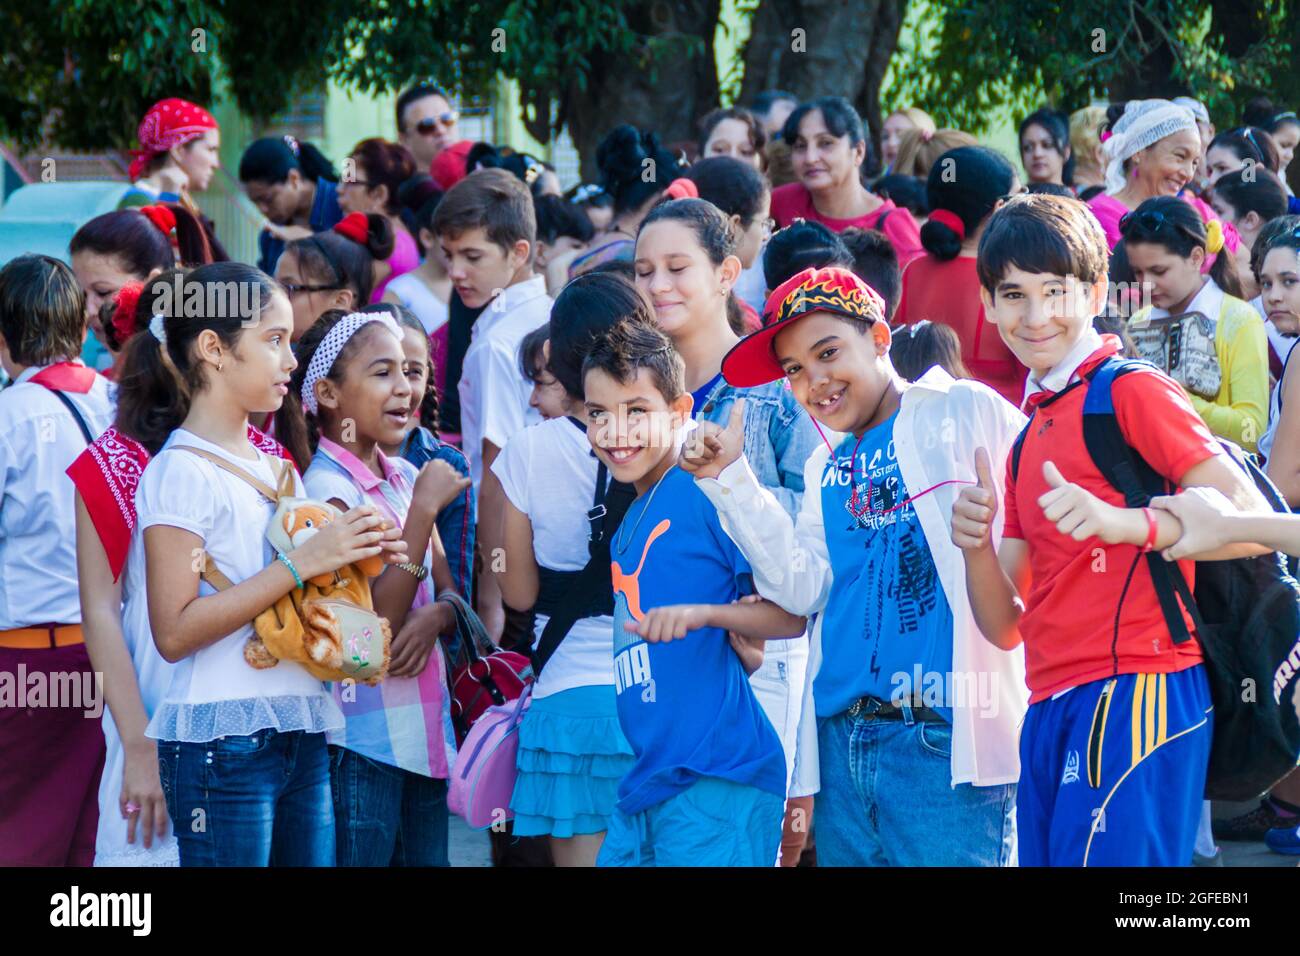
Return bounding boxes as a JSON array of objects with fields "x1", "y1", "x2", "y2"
[
  {"x1": 448, "y1": 815, "x2": 492, "y2": 867},
  {"x1": 446, "y1": 802, "x2": 1300, "y2": 867}
]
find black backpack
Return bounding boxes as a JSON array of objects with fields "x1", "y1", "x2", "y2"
[{"x1": 1011, "y1": 356, "x2": 1300, "y2": 801}]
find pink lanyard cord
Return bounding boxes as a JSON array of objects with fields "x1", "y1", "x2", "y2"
[{"x1": 815, "y1": 418, "x2": 974, "y2": 518}]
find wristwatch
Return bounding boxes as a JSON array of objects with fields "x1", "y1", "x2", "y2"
[{"x1": 396, "y1": 561, "x2": 428, "y2": 581}]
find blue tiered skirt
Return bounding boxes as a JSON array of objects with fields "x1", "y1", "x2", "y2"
[{"x1": 510, "y1": 683, "x2": 635, "y2": 838}]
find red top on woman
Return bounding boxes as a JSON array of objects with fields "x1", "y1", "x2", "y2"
[
  {"x1": 769, "y1": 183, "x2": 923, "y2": 264},
  {"x1": 895, "y1": 254, "x2": 1026, "y2": 404}
]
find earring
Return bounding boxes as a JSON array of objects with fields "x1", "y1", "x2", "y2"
[{"x1": 217, "y1": 361, "x2": 223, "y2": 372}]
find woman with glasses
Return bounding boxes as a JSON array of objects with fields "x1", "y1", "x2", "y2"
[
  {"x1": 1087, "y1": 99, "x2": 1242, "y2": 256},
  {"x1": 396, "y1": 83, "x2": 461, "y2": 172},
  {"x1": 273, "y1": 212, "x2": 396, "y2": 341},
  {"x1": 337, "y1": 139, "x2": 421, "y2": 302},
  {"x1": 239, "y1": 135, "x2": 344, "y2": 275},
  {"x1": 895, "y1": 146, "x2": 1026, "y2": 404}
]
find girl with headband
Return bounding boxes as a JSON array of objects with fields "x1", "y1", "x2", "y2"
[
  {"x1": 275, "y1": 308, "x2": 469, "y2": 865},
  {"x1": 896, "y1": 146, "x2": 1026, "y2": 404},
  {"x1": 133, "y1": 263, "x2": 405, "y2": 866},
  {"x1": 1121, "y1": 195, "x2": 1268, "y2": 453},
  {"x1": 70, "y1": 204, "x2": 217, "y2": 375},
  {"x1": 67, "y1": 271, "x2": 294, "y2": 866}
]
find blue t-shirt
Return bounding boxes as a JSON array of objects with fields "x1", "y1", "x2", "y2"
[
  {"x1": 818, "y1": 411, "x2": 955, "y2": 720},
  {"x1": 689, "y1": 373, "x2": 723, "y2": 416},
  {"x1": 610, "y1": 466, "x2": 786, "y2": 814}
]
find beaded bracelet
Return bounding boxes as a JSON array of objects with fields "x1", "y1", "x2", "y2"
[{"x1": 277, "y1": 552, "x2": 305, "y2": 589}]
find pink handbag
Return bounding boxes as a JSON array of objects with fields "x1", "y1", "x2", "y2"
[{"x1": 447, "y1": 684, "x2": 533, "y2": 830}]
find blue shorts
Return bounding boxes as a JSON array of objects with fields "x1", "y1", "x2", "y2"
[
  {"x1": 1018, "y1": 665, "x2": 1212, "y2": 866},
  {"x1": 597, "y1": 776, "x2": 785, "y2": 867}
]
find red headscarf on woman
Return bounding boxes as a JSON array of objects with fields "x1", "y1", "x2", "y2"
[{"x1": 128, "y1": 98, "x2": 219, "y2": 181}]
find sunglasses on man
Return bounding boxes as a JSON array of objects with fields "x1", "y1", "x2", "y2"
[{"x1": 414, "y1": 112, "x2": 459, "y2": 135}]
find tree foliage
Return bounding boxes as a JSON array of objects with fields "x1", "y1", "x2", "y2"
[{"x1": 886, "y1": 0, "x2": 1294, "y2": 133}]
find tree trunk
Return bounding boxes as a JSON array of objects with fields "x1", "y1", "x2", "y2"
[
  {"x1": 738, "y1": 0, "x2": 908, "y2": 166},
  {"x1": 561, "y1": 0, "x2": 723, "y2": 180}
]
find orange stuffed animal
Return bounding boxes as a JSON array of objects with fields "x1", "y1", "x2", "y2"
[{"x1": 245, "y1": 500, "x2": 392, "y2": 684}]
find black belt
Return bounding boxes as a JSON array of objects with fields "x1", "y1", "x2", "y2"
[{"x1": 847, "y1": 694, "x2": 946, "y2": 723}]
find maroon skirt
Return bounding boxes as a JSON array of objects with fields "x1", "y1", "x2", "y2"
[{"x1": 0, "y1": 643, "x2": 105, "y2": 865}]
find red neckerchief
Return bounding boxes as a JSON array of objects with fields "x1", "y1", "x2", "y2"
[
  {"x1": 66, "y1": 423, "x2": 293, "y2": 581},
  {"x1": 29, "y1": 361, "x2": 98, "y2": 394}
]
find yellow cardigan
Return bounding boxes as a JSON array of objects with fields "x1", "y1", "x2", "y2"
[{"x1": 1130, "y1": 293, "x2": 1269, "y2": 453}]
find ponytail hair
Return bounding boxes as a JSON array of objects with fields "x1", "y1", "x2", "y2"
[
  {"x1": 239, "y1": 136, "x2": 338, "y2": 185},
  {"x1": 1119, "y1": 195, "x2": 1244, "y2": 299},
  {"x1": 921, "y1": 146, "x2": 1015, "y2": 261},
  {"x1": 286, "y1": 212, "x2": 394, "y2": 305},
  {"x1": 114, "y1": 269, "x2": 192, "y2": 454},
  {"x1": 71, "y1": 202, "x2": 215, "y2": 275}
]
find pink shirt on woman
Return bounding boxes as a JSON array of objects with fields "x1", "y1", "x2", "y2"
[
  {"x1": 1086, "y1": 191, "x2": 1240, "y2": 254},
  {"x1": 371, "y1": 228, "x2": 421, "y2": 303}
]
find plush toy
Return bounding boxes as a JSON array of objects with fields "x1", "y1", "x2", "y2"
[{"x1": 245, "y1": 498, "x2": 392, "y2": 685}]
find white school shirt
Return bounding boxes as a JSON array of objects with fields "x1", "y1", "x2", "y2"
[
  {"x1": 137, "y1": 429, "x2": 343, "y2": 743},
  {"x1": 491, "y1": 416, "x2": 616, "y2": 699},
  {"x1": 387, "y1": 272, "x2": 449, "y2": 338},
  {"x1": 458, "y1": 275, "x2": 551, "y2": 491},
  {"x1": 698, "y1": 368, "x2": 1030, "y2": 787},
  {"x1": 0, "y1": 364, "x2": 114, "y2": 629}
]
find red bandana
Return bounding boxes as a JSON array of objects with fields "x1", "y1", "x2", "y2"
[
  {"x1": 29, "y1": 361, "x2": 97, "y2": 393},
  {"x1": 67, "y1": 424, "x2": 294, "y2": 581},
  {"x1": 129, "y1": 98, "x2": 218, "y2": 181}
]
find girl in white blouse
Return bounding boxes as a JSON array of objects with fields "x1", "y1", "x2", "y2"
[{"x1": 135, "y1": 263, "x2": 405, "y2": 866}]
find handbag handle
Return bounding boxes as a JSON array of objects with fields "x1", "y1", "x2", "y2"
[{"x1": 436, "y1": 590, "x2": 494, "y2": 667}]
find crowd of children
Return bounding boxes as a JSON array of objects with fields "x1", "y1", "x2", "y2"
[{"x1": 3, "y1": 84, "x2": 1300, "y2": 870}]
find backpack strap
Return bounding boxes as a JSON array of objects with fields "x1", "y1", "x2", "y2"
[
  {"x1": 530, "y1": 477, "x2": 638, "y2": 676},
  {"x1": 171, "y1": 445, "x2": 281, "y2": 502},
  {"x1": 170, "y1": 445, "x2": 290, "y2": 594},
  {"x1": 45, "y1": 389, "x2": 95, "y2": 444},
  {"x1": 1079, "y1": 357, "x2": 1206, "y2": 645},
  {"x1": 1010, "y1": 419, "x2": 1031, "y2": 483}
]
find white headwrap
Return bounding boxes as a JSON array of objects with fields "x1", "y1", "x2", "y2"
[
  {"x1": 1102, "y1": 99, "x2": 1199, "y2": 194},
  {"x1": 300, "y1": 311, "x2": 402, "y2": 415}
]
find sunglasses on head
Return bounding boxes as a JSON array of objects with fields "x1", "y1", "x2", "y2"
[{"x1": 415, "y1": 112, "x2": 459, "y2": 135}]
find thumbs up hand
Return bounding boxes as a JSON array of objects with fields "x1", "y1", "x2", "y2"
[
  {"x1": 680, "y1": 398, "x2": 747, "y2": 480},
  {"x1": 1036, "y1": 459, "x2": 1133, "y2": 545},
  {"x1": 951, "y1": 446, "x2": 1000, "y2": 551}
]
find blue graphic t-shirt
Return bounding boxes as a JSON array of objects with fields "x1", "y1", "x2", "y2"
[
  {"x1": 817, "y1": 411, "x2": 955, "y2": 720},
  {"x1": 610, "y1": 466, "x2": 786, "y2": 815}
]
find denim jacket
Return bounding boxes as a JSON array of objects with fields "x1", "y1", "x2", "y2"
[
  {"x1": 696, "y1": 376, "x2": 823, "y2": 515},
  {"x1": 398, "y1": 425, "x2": 476, "y2": 602}
]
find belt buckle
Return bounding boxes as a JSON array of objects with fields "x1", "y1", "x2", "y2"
[{"x1": 849, "y1": 696, "x2": 883, "y2": 721}]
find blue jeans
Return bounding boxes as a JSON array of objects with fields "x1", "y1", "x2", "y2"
[
  {"x1": 815, "y1": 709, "x2": 1016, "y2": 866},
  {"x1": 330, "y1": 746, "x2": 450, "y2": 866},
  {"x1": 158, "y1": 729, "x2": 334, "y2": 867}
]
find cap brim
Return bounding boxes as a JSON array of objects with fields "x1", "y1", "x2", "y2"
[{"x1": 721, "y1": 306, "x2": 865, "y2": 388}]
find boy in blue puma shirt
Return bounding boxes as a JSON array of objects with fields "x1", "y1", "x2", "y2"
[{"x1": 581, "y1": 319, "x2": 804, "y2": 867}]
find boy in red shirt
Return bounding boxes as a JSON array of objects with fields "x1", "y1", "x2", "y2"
[{"x1": 952, "y1": 194, "x2": 1270, "y2": 865}]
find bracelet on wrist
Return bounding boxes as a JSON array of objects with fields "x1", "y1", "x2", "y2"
[
  {"x1": 277, "y1": 552, "x2": 305, "y2": 589},
  {"x1": 395, "y1": 561, "x2": 429, "y2": 581},
  {"x1": 1140, "y1": 507, "x2": 1159, "y2": 553}
]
